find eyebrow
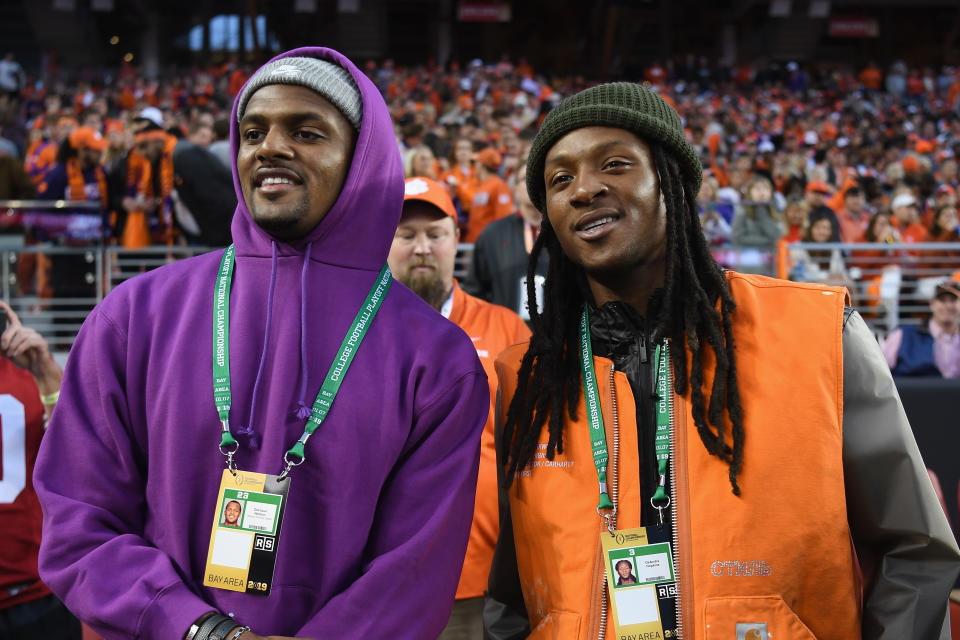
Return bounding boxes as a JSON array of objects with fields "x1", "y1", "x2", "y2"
[
  {"x1": 239, "y1": 111, "x2": 328, "y2": 127},
  {"x1": 546, "y1": 139, "x2": 632, "y2": 167}
]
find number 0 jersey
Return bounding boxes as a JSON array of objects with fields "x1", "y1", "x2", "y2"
[{"x1": 0, "y1": 358, "x2": 49, "y2": 610}]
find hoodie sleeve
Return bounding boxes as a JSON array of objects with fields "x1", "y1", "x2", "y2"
[
  {"x1": 34, "y1": 308, "x2": 214, "y2": 640},
  {"x1": 841, "y1": 309, "x2": 960, "y2": 640},
  {"x1": 294, "y1": 367, "x2": 489, "y2": 639}
]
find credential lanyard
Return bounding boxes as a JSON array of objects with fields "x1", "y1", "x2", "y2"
[
  {"x1": 212, "y1": 245, "x2": 392, "y2": 478},
  {"x1": 579, "y1": 305, "x2": 672, "y2": 523},
  {"x1": 650, "y1": 342, "x2": 672, "y2": 526}
]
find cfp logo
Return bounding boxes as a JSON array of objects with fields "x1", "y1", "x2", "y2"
[{"x1": 736, "y1": 623, "x2": 768, "y2": 640}]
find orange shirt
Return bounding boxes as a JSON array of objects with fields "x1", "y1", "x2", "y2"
[
  {"x1": 447, "y1": 282, "x2": 530, "y2": 599},
  {"x1": 440, "y1": 164, "x2": 479, "y2": 213},
  {"x1": 466, "y1": 175, "x2": 513, "y2": 243}
]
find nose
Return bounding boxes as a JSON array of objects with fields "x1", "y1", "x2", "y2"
[
  {"x1": 412, "y1": 233, "x2": 431, "y2": 255},
  {"x1": 257, "y1": 127, "x2": 293, "y2": 160},
  {"x1": 569, "y1": 170, "x2": 606, "y2": 206}
]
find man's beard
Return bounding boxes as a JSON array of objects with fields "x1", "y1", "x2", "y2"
[
  {"x1": 398, "y1": 262, "x2": 450, "y2": 310},
  {"x1": 250, "y1": 197, "x2": 310, "y2": 241}
]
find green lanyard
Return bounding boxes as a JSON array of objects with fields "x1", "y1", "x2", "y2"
[
  {"x1": 651, "y1": 343, "x2": 672, "y2": 525},
  {"x1": 212, "y1": 245, "x2": 392, "y2": 478},
  {"x1": 578, "y1": 305, "x2": 672, "y2": 522},
  {"x1": 578, "y1": 306, "x2": 614, "y2": 511}
]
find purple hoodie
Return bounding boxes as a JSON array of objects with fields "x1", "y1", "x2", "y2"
[{"x1": 34, "y1": 47, "x2": 488, "y2": 639}]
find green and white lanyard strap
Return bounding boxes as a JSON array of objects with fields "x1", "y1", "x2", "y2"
[
  {"x1": 212, "y1": 245, "x2": 392, "y2": 478},
  {"x1": 651, "y1": 342, "x2": 672, "y2": 526},
  {"x1": 579, "y1": 305, "x2": 673, "y2": 528},
  {"x1": 578, "y1": 306, "x2": 615, "y2": 523}
]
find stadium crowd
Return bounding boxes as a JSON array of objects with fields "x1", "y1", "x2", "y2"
[{"x1": 0, "y1": 52, "x2": 959, "y2": 335}]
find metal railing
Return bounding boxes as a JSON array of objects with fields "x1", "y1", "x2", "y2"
[
  {"x1": 2, "y1": 235, "x2": 958, "y2": 352},
  {"x1": 782, "y1": 241, "x2": 960, "y2": 335}
]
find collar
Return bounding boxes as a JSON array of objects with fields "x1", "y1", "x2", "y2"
[
  {"x1": 440, "y1": 284, "x2": 456, "y2": 319},
  {"x1": 930, "y1": 319, "x2": 960, "y2": 339}
]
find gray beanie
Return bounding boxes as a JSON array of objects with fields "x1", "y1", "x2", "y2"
[{"x1": 236, "y1": 56, "x2": 363, "y2": 130}]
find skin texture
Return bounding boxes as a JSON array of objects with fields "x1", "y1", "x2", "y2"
[
  {"x1": 930, "y1": 292, "x2": 959, "y2": 334},
  {"x1": 223, "y1": 501, "x2": 241, "y2": 526},
  {"x1": 810, "y1": 218, "x2": 833, "y2": 242},
  {"x1": 387, "y1": 201, "x2": 459, "y2": 310},
  {"x1": 237, "y1": 85, "x2": 356, "y2": 242},
  {"x1": 543, "y1": 126, "x2": 667, "y2": 315},
  {"x1": 0, "y1": 300, "x2": 62, "y2": 399},
  {"x1": 514, "y1": 165, "x2": 541, "y2": 227}
]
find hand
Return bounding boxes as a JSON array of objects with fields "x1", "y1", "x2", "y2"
[
  {"x1": 122, "y1": 196, "x2": 140, "y2": 212},
  {"x1": 0, "y1": 300, "x2": 62, "y2": 396}
]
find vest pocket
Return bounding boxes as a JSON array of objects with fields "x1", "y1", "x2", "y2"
[
  {"x1": 703, "y1": 595, "x2": 816, "y2": 639},
  {"x1": 528, "y1": 610, "x2": 582, "y2": 640}
]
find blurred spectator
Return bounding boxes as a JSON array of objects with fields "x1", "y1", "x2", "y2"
[
  {"x1": 465, "y1": 147, "x2": 512, "y2": 243},
  {"x1": 789, "y1": 206, "x2": 855, "y2": 289},
  {"x1": 440, "y1": 137, "x2": 478, "y2": 216},
  {"x1": 0, "y1": 153, "x2": 34, "y2": 199},
  {"x1": 882, "y1": 279, "x2": 960, "y2": 377},
  {"x1": 835, "y1": 186, "x2": 870, "y2": 242},
  {"x1": 207, "y1": 116, "x2": 232, "y2": 170},
  {"x1": 464, "y1": 163, "x2": 548, "y2": 319},
  {"x1": 169, "y1": 126, "x2": 235, "y2": 247},
  {"x1": 0, "y1": 124, "x2": 18, "y2": 157},
  {"x1": 698, "y1": 174, "x2": 731, "y2": 246},
  {"x1": 36, "y1": 127, "x2": 108, "y2": 207},
  {"x1": 0, "y1": 301, "x2": 78, "y2": 640},
  {"x1": 406, "y1": 145, "x2": 438, "y2": 180},
  {"x1": 782, "y1": 197, "x2": 809, "y2": 243},
  {"x1": 731, "y1": 175, "x2": 782, "y2": 247},
  {"x1": 891, "y1": 192, "x2": 927, "y2": 243},
  {"x1": 0, "y1": 53, "x2": 24, "y2": 99}
]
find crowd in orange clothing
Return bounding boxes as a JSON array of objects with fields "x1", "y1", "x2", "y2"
[{"x1": 1, "y1": 54, "x2": 960, "y2": 262}]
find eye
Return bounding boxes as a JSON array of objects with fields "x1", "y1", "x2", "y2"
[
  {"x1": 242, "y1": 129, "x2": 263, "y2": 143},
  {"x1": 603, "y1": 159, "x2": 629, "y2": 170},
  {"x1": 549, "y1": 173, "x2": 572, "y2": 188},
  {"x1": 294, "y1": 129, "x2": 323, "y2": 141}
]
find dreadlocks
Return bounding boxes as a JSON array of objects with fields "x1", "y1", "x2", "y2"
[{"x1": 501, "y1": 142, "x2": 745, "y2": 495}]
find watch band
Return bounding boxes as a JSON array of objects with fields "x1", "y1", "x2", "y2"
[
  {"x1": 186, "y1": 612, "x2": 217, "y2": 640},
  {"x1": 194, "y1": 614, "x2": 230, "y2": 640},
  {"x1": 210, "y1": 619, "x2": 240, "y2": 640}
]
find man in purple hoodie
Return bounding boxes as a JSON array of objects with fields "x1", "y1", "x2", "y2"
[{"x1": 34, "y1": 48, "x2": 489, "y2": 640}]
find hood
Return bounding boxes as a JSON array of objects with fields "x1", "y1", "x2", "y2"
[{"x1": 228, "y1": 47, "x2": 403, "y2": 270}]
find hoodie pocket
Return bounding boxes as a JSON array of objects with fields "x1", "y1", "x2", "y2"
[
  {"x1": 529, "y1": 610, "x2": 582, "y2": 640},
  {"x1": 703, "y1": 595, "x2": 816, "y2": 640}
]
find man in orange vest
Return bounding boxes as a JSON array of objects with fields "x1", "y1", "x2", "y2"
[
  {"x1": 485, "y1": 83, "x2": 959, "y2": 640},
  {"x1": 388, "y1": 177, "x2": 529, "y2": 639}
]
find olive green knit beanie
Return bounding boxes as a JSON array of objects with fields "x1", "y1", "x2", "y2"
[{"x1": 525, "y1": 82, "x2": 702, "y2": 214}]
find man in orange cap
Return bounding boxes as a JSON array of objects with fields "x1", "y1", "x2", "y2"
[
  {"x1": 388, "y1": 177, "x2": 529, "y2": 639},
  {"x1": 465, "y1": 147, "x2": 513, "y2": 243},
  {"x1": 36, "y1": 127, "x2": 108, "y2": 205}
]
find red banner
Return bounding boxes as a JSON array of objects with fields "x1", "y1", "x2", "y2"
[
  {"x1": 458, "y1": 1, "x2": 511, "y2": 22},
  {"x1": 829, "y1": 17, "x2": 879, "y2": 38}
]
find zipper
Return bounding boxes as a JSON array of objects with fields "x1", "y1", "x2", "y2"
[
  {"x1": 668, "y1": 362, "x2": 684, "y2": 639},
  {"x1": 597, "y1": 363, "x2": 620, "y2": 640}
]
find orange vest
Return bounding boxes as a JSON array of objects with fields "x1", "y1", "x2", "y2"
[
  {"x1": 495, "y1": 273, "x2": 860, "y2": 639},
  {"x1": 448, "y1": 282, "x2": 531, "y2": 599}
]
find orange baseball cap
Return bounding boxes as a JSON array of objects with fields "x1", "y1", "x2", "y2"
[
  {"x1": 475, "y1": 147, "x2": 502, "y2": 170},
  {"x1": 806, "y1": 180, "x2": 832, "y2": 194},
  {"x1": 403, "y1": 177, "x2": 457, "y2": 220},
  {"x1": 69, "y1": 127, "x2": 108, "y2": 151}
]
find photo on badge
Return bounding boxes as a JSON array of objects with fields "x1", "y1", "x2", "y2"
[{"x1": 220, "y1": 498, "x2": 245, "y2": 528}]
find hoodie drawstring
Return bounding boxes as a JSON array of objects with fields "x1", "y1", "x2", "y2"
[
  {"x1": 235, "y1": 240, "x2": 279, "y2": 449},
  {"x1": 294, "y1": 242, "x2": 313, "y2": 420}
]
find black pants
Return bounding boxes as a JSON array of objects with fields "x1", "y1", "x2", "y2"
[{"x1": 0, "y1": 593, "x2": 82, "y2": 640}]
